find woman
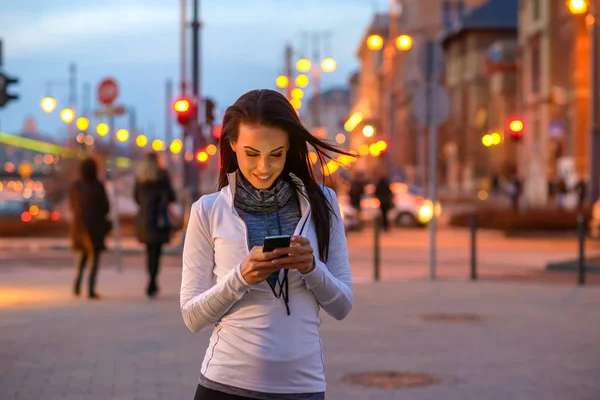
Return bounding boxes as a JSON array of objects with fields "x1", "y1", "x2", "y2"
[
  {"x1": 181, "y1": 89, "x2": 354, "y2": 400},
  {"x1": 134, "y1": 153, "x2": 176, "y2": 298},
  {"x1": 69, "y1": 157, "x2": 110, "y2": 299}
]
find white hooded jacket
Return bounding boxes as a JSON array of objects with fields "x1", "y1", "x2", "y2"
[{"x1": 180, "y1": 172, "x2": 353, "y2": 394}]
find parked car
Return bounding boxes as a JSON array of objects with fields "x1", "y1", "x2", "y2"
[{"x1": 338, "y1": 182, "x2": 441, "y2": 231}]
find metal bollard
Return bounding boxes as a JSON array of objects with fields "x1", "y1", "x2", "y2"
[
  {"x1": 577, "y1": 214, "x2": 586, "y2": 286},
  {"x1": 470, "y1": 212, "x2": 477, "y2": 281},
  {"x1": 374, "y1": 215, "x2": 381, "y2": 282}
]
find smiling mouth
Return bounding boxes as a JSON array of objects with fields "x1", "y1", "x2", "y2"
[{"x1": 253, "y1": 174, "x2": 272, "y2": 181}]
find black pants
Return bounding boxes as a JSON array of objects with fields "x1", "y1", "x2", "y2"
[
  {"x1": 379, "y1": 205, "x2": 390, "y2": 231},
  {"x1": 194, "y1": 385, "x2": 252, "y2": 400},
  {"x1": 74, "y1": 249, "x2": 100, "y2": 296},
  {"x1": 146, "y1": 243, "x2": 163, "y2": 296}
]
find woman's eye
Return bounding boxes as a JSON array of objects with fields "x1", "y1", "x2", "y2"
[
  {"x1": 246, "y1": 153, "x2": 259, "y2": 158},
  {"x1": 270, "y1": 153, "x2": 283, "y2": 158}
]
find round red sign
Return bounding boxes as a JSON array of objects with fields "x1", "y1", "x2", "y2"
[{"x1": 97, "y1": 78, "x2": 118, "y2": 105}]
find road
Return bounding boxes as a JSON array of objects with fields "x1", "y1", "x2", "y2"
[{"x1": 1, "y1": 226, "x2": 598, "y2": 285}]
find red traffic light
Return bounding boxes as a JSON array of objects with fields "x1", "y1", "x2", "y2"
[
  {"x1": 508, "y1": 118, "x2": 524, "y2": 141},
  {"x1": 173, "y1": 99, "x2": 190, "y2": 113},
  {"x1": 173, "y1": 97, "x2": 194, "y2": 125}
]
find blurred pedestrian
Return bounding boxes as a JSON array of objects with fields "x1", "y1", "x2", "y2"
[
  {"x1": 180, "y1": 89, "x2": 353, "y2": 400},
  {"x1": 349, "y1": 171, "x2": 365, "y2": 215},
  {"x1": 134, "y1": 153, "x2": 176, "y2": 298},
  {"x1": 69, "y1": 157, "x2": 110, "y2": 299},
  {"x1": 575, "y1": 178, "x2": 587, "y2": 210},
  {"x1": 374, "y1": 172, "x2": 393, "y2": 231}
]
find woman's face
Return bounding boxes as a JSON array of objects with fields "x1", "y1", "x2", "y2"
[{"x1": 230, "y1": 123, "x2": 289, "y2": 189}]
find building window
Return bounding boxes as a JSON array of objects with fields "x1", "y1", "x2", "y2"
[
  {"x1": 532, "y1": 0, "x2": 540, "y2": 21},
  {"x1": 531, "y1": 35, "x2": 541, "y2": 94}
]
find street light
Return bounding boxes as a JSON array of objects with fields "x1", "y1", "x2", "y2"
[
  {"x1": 321, "y1": 57, "x2": 336, "y2": 72},
  {"x1": 396, "y1": 35, "x2": 413, "y2": 51},
  {"x1": 482, "y1": 134, "x2": 494, "y2": 147},
  {"x1": 295, "y1": 74, "x2": 309, "y2": 88},
  {"x1": 362, "y1": 125, "x2": 375, "y2": 137},
  {"x1": 568, "y1": 0, "x2": 588, "y2": 14},
  {"x1": 60, "y1": 108, "x2": 74, "y2": 123},
  {"x1": 152, "y1": 139, "x2": 164, "y2": 151},
  {"x1": 291, "y1": 88, "x2": 304, "y2": 99},
  {"x1": 41, "y1": 97, "x2": 56, "y2": 113},
  {"x1": 76, "y1": 117, "x2": 89, "y2": 131},
  {"x1": 276, "y1": 75, "x2": 289, "y2": 88},
  {"x1": 491, "y1": 132, "x2": 502, "y2": 145},
  {"x1": 296, "y1": 59, "x2": 311, "y2": 72},
  {"x1": 96, "y1": 123, "x2": 109, "y2": 137},
  {"x1": 170, "y1": 139, "x2": 182, "y2": 153},
  {"x1": 290, "y1": 98, "x2": 302, "y2": 109},
  {"x1": 136, "y1": 134, "x2": 147, "y2": 147},
  {"x1": 116, "y1": 128, "x2": 129, "y2": 142},
  {"x1": 367, "y1": 34, "x2": 384, "y2": 50}
]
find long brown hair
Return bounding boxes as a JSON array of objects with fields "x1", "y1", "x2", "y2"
[{"x1": 218, "y1": 89, "x2": 353, "y2": 262}]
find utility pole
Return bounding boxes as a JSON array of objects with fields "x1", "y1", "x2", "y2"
[
  {"x1": 165, "y1": 79, "x2": 173, "y2": 170},
  {"x1": 190, "y1": 0, "x2": 202, "y2": 201},
  {"x1": 311, "y1": 33, "x2": 321, "y2": 127},
  {"x1": 285, "y1": 44, "x2": 294, "y2": 100},
  {"x1": 68, "y1": 63, "x2": 77, "y2": 146}
]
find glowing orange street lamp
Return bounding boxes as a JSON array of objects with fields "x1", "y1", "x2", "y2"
[
  {"x1": 296, "y1": 59, "x2": 311, "y2": 72},
  {"x1": 396, "y1": 35, "x2": 413, "y2": 51},
  {"x1": 367, "y1": 34, "x2": 384, "y2": 50},
  {"x1": 568, "y1": 0, "x2": 588, "y2": 14}
]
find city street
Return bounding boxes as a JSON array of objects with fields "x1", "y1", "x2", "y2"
[{"x1": 2, "y1": 226, "x2": 599, "y2": 284}]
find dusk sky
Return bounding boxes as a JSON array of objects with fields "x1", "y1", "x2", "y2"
[{"x1": 1, "y1": 0, "x2": 387, "y2": 142}]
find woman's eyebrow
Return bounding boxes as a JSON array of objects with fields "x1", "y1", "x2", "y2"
[{"x1": 243, "y1": 146, "x2": 285, "y2": 153}]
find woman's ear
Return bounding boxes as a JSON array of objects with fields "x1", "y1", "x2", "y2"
[{"x1": 230, "y1": 141, "x2": 236, "y2": 153}]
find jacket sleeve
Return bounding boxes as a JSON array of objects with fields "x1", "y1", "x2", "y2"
[
  {"x1": 180, "y1": 197, "x2": 251, "y2": 333},
  {"x1": 301, "y1": 188, "x2": 354, "y2": 320}
]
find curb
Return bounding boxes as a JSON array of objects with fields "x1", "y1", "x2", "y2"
[{"x1": 546, "y1": 259, "x2": 600, "y2": 273}]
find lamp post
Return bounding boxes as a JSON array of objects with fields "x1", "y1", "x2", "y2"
[{"x1": 567, "y1": 0, "x2": 600, "y2": 204}]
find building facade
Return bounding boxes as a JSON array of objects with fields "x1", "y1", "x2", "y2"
[
  {"x1": 517, "y1": 0, "x2": 598, "y2": 207},
  {"x1": 441, "y1": 0, "x2": 518, "y2": 192}
]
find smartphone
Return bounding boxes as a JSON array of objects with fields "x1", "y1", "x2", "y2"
[{"x1": 262, "y1": 235, "x2": 291, "y2": 255}]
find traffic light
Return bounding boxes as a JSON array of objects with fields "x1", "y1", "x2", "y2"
[
  {"x1": 173, "y1": 97, "x2": 194, "y2": 126},
  {"x1": 508, "y1": 118, "x2": 524, "y2": 142},
  {"x1": 205, "y1": 98, "x2": 215, "y2": 126},
  {"x1": 0, "y1": 72, "x2": 19, "y2": 108}
]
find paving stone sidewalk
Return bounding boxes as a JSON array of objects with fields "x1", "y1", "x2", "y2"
[{"x1": 1, "y1": 263, "x2": 599, "y2": 400}]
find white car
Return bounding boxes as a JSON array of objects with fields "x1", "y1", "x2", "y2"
[{"x1": 338, "y1": 182, "x2": 441, "y2": 231}]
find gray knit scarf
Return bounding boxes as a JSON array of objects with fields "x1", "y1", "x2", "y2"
[{"x1": 234, "y1": 172, "x2": 296, "y2": 215}]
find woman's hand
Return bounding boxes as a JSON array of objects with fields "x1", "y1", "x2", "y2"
[
  {"x1": 240, "y1": 246, "x2": 281, "y2": 285},
  {"x1": 271, "y1": 236, "x2": 316, "y2": 274}
]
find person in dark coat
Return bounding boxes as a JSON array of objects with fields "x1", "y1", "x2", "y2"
[
  {"x1": 374, "y1": 173, "x2": 393, "y2": 232},
  {"x1": 69, "y1": 158, "x2": 110, "y2": 299},
  {"x1": 134, "y1": 153, "x2": 176, "y2": 298}
]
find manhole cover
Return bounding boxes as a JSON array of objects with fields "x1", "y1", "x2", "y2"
[
  {"x1": 421, "y1": 313, "x2": 485, "y2": 322},
  {"x1": 342, "y1": 371, "x2": 440, "y2": 389}
]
